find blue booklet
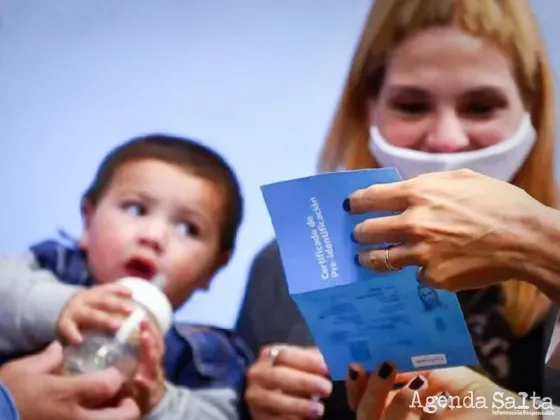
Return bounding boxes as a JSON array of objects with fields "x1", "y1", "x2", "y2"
[{"x1": 261, "y1": 168, "x2": 478, "y2": 380}]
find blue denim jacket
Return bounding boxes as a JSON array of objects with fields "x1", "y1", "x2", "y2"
[
  {"x1": 30, "y1": 239, "x2": 253, "y2": 393},
  {"x1": 0, "y1": 383, "x2": 17, "y2": 420}
]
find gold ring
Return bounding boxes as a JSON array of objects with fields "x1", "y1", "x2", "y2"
[{"x1": 384, "y1": 246, "x2": 400, "y2": 271}]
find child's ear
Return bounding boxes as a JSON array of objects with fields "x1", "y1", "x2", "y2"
[
  {"x1": 198, "y1": 250, "x2": 232, "y2": 290},
  {"x1": 79, "y1": 199, "x2": 94, "y2": 250},
  {"x1": 214, "y1": 249, "x2": 231, "y2": 270}
]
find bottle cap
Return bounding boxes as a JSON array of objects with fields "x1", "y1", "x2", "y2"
[{"x1": 117, "y1": 277, "x2": 173, "y2": 334}]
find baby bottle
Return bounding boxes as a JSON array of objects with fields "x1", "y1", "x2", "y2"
[{"x1": 61, "y1": 276, "x2": 172, "y2": 380}]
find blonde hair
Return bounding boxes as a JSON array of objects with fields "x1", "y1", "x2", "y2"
[{"x1": 320, "y1": 0, "x2": 557, "y2": 337}]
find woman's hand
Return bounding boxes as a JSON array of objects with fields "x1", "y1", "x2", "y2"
[
  {"x1": 346, "y1": 361, "x2": 428, "y2": 420},
  {"x1": 245, "y1": 345, "x2": 333, "y2": 419},
  {"x1": 347, "y1": 169, "x2": 548, "y2": 292},
  {"x1": 0, "y1": 341, "x2": 140, "y2": 420},
  {"x1": 346, "y1": 361, "x2": 538, "y2": 420}
]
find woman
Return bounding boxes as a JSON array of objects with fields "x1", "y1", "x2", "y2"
[{"x1": 237, "y1": 0, "x2": 559, "y2": 419}]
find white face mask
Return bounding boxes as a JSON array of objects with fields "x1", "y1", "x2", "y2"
[{"x1": 369, "y1": 113, "x2": 536, "y2": 181}]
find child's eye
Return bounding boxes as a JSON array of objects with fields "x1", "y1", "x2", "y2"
[
  {"x1": 124, "y1": 203, "x2": 146, "y2": 217},
  {"x1": 176, "y1": 221, "x2": 199, "y2": 238}
]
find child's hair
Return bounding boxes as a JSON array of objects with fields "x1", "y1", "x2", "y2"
[{"x1": 82, "y1": 134, "x2": 243, "y2": 252}]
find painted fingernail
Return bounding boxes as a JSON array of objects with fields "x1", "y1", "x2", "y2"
[
  {"x1": 349, "y1": 366, "x2": 359, "y2": 381},
  {"x1": 408, "y1": 376, "x2": 424, "y2": 390},
  {"x1": 378, "y1": 362, "x2": 393, "y2": 379},
  {"x1": 309, "y1": 401, "x2": 325, "y2": 418},
  {"x1": 351, "y1": 231, "x2": 358, "y2": 243},
  {"x1": 354, "y1": 254, "x2": 361, "y2": 267},
  {"x1": 437, "y1": 391, "x2": 450, "y2": 398},
  {"x1": 342, "y1": 198, "x2": 351, "y2": 212}
]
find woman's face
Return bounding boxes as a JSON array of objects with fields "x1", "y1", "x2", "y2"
[{"x1": 370, "y1": 27, "x2": 527, "y2": 152}]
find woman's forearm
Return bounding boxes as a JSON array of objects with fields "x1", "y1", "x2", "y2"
[{"x1": 519, "y1": 203, "x2": 560, "y2": 305}]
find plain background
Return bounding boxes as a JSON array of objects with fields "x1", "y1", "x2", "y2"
[{"x1": 1, "y1": 1, "x2": 559, "y2": 328}]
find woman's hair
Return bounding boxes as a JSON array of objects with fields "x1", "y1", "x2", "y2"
[{"x1": 320, "y1": 0, "x2": 557, "y2": 337}]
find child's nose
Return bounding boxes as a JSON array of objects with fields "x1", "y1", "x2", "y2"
[
  {"x1": 138, "y1": 235, "x2": 163, "y2": 254},
  {"x1": 138, "y1": 221, "x2": 167, "y2": 253}
]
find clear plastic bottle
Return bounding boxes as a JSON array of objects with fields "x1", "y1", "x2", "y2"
[{"x1": 61, "y1": 276, "x2": 172, "y2": 380}]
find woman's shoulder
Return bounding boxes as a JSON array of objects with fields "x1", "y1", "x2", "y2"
[
  {"x1": 245, "y1": 239, "x2": 286, "y2": 287},
  {"x1": 237, "y1": 239, "x2": 313, "y2": 350},
  {"x1": 244, "y1": 239, "x2": 288, "y2": 308},
  {"x1": 250, "y1": 239, "x2": 281, "y2": 268}
]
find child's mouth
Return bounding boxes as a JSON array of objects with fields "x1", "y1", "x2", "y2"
[{"x1": 124, "y1": 257, "x2": 157, "y2": 280}]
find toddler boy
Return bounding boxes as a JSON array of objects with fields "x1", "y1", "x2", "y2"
[{"x1": 0, "y1": 134, "x2": 252, "y2": 419}]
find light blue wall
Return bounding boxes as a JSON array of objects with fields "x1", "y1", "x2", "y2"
[
  {"x1": 0, "y1": 0, "x2": 372, "y2": 328},
  {"x1": 0, "y1": 1, "x2": 558, "y2": 328}
]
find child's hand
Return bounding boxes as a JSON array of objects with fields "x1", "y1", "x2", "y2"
[
  {"x1": 131, "y1": 320, "x2": 166, "y2": 414},
  {"x1": 57, "y1": 284, "x2": 133, "y2": 345}
]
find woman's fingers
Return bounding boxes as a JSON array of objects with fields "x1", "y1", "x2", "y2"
[
  {"x1": 349, "y1": 366, "x2": 436, "y2": 420},
  {"x1": 245, "y1": 384, "x2": 325, "y2": 419},
  {"x1": 348, "y1": 169, "x2": 477, "y2": 215},
  {"x1": 346, "y1": 363, "x2": 369, "y2": 411},
  {"x1": 259, "y1": 345, "x2": 328, "y2": 375},
  {"x1": 356, "y1": 362, "x2": 397, "y2": 420},
  {"x1": 356, "y1": 244, "x2": 422, "y2": 272},
  {"x1": 250, "y1": 363, "x2": 332, "y2": 398},
  {"x1": 246, "y1": 346, "x2": 332, "y2": 419},
  {"x1": 418, "y1": 393, "x2": 451, "y2": 420},
  {"x1": 395, "y1": 371, "x2": 431, "y2": 385},
  {"x1": 352, "y1": 215, "x2": 407, "y2": 245},
  {"x1": 383, "y1": 376, "x2": 428, "y2": 420},
  {"x1": 347, "y1": 183, "x2": 410, "y2": 214}
]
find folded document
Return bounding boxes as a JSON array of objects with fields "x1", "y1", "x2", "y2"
[{"x1": 261, "y1": 168, "x2": 478, "y2": 380}]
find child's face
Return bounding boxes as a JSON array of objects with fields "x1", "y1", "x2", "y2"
[{"x1": 80, "y1": 158, "x2": 230, "y2": 308}]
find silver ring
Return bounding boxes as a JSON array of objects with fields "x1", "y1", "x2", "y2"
[
  {"x1": 384, "y1": 246, "x2": 400, "y2": 271},
  {"x1": 268, "y1": 345, "x2": 284, "y2": 366},
  {"x1": 417, "y1": 267, "x2": 425, "y2": 283}
]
